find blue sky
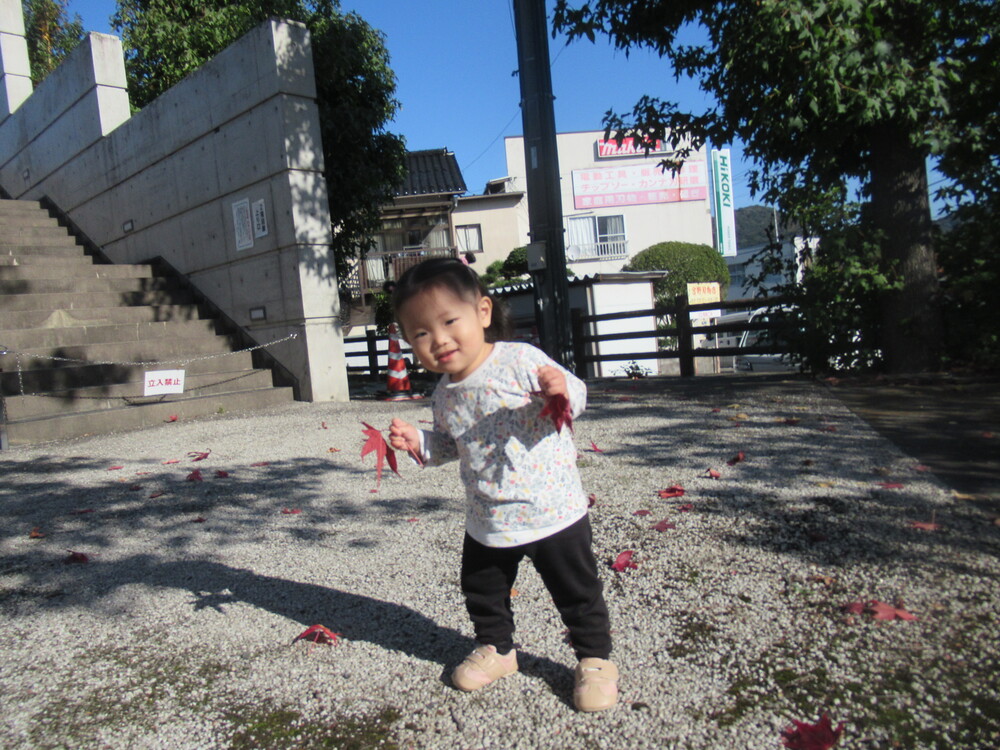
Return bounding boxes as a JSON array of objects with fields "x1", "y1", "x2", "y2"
[{"x1": 64, "y1": 1, "x2": 756, "y2": 207}]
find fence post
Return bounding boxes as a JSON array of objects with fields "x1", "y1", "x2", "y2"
[
  {"x1": 366, "y1": 329, "x2": 379, "y2": 376},
  {"x1": 570, "y1": 308, "x2": 585, "y2": 379},
  {"x1": 675, "y1": 294, "x2": 694, "y2": 377}
]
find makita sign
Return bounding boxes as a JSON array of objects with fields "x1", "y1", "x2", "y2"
[{"x1": 596, "y1": 137, "x2": 670, "y2": 159}]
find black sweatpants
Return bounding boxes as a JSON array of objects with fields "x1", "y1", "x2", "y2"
[{"x1": 460, "y1": 514, "x2": 612, "y2": 660}]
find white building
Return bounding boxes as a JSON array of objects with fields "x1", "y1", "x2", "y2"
[{"x1": 455, "y1": 130, "x2": 715, "y2": 274}]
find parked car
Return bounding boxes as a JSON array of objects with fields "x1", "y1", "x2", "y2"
[{"x1": 734, "y1": 307, "x2": 797, "y2": 373}]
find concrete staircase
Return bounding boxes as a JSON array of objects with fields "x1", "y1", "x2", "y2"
[{"x1": 0, "y1": 199, "x2": 295, "y2": 447}]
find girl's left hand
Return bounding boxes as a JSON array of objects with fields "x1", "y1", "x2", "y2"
[{"x1": 537, "y1": 365, "x2": 567, "y2": 398}]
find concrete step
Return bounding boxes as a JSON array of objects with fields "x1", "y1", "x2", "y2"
[
  {"x1": 0, "y1": 275, "x2": 180, "y2": 299},
  {"x1": 0, "y1": 304, "x2": 202, "y2": 330},
  {"x1": 0, "y1": 225, "x2": 84, "y2": 242},
  {"x1": 7, "y1": 333, "x2": 238, "y2": 367},
  {"x1": 0, "y1": 254, "x2": 95, "y2": 267},
  {"x1": 0, "y1": 234, "x2": 80, "y2": 249},
  {"x1": 1, "y1": 351, "x2": 256, "y2": 394},
  {"x1": 0, "y1": 319, "x2": 221, "y2": 350},
  {"x1": 3, "y1": 369, "x2": 276, "y2": 420},
  {"x1": 0, "y1": 263, "x2": 152, "y2": 281},
  {"x1": 0, "y1": 287, "x2": 196, "y2": 311},
  {"x1": 0, "y1": 199, "x2": 45, "y2": 214},
  {"x1": 0, "y1": 213, "x2": 62, "y2": 228},
  {"x1": 0, "y1": 245, "x2": 88, "y2": 259},
  {"x1": 3, "y1": 386, "x2": 295, "y2": 446}
]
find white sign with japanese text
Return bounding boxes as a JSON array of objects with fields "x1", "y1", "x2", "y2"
[
  {"x1": 144, "y1": 369, "x2": 186, "y2": 396},
  {"x1": 232, "y1": 198, "x2": 253, "y2": 251}
]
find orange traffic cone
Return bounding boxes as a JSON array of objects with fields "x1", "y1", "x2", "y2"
[{"x1": 384, "y1": 323, "x2": 416, "y2": 400}]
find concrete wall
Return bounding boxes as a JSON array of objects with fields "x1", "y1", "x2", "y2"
[
  {"x1": 0, "y1": 5, "x2": 348, "y2": 401},
  {"x1": 454, "y1": 192, "x2": 526, "y2": 270}
]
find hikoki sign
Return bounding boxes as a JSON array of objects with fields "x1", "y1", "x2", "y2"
[
  {"x1": 571, "y1": 157, "x2": 709, "y2": 210},
  {"x1": 711, "y1": 148, "x2": 738, "y2": 257},
  {"x1": 144, "y1": 369, "x2": 186, "y2": 396}
]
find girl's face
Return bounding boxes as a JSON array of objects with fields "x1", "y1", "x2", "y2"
[{"x1": 398, "y1": 285, "x2": 494, "y2": 382}]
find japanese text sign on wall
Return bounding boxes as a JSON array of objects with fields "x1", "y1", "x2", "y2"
[
  {"x1": 687, "y1": 282, "x2": 721, "y2": 327},
  {"x1": 144, "y1": 369, "x2": 186, "y2": 396},
  {"x1": 571, "y1": 159, "x2": 708, "y2": 210},
  {"x1": 232, "y1": 198, "x2": 253, "y2": 251}
]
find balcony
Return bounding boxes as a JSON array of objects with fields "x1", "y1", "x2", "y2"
[
  {"x1": 358, "y1": 246, "x2": 457, "y2": 296},
  {"x1": 567, "y1": 239, "x2": 628, "y2": 262}
]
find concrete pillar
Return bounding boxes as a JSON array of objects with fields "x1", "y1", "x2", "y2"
[{"x1": 0, "y1": 0, "x2": 32, "y2": 122}]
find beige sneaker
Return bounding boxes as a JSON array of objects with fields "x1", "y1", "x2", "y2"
[
  {"x1": 452, "y1": 645, "x2": 518, "y2": 692},
  {"x1": 574, "y1": 658, "x2": 619, "y2": 712}
]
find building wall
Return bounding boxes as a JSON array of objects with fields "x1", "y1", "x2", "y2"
[
  {"x1": 504, "y1": 130, "x2": 715, "y2": 275},
  {"x1": 0, "y1": 8, "x2": 348, "y2": 401},
  {"x1": 454, "y1": 192, "x2": 525, "y2": 270}
]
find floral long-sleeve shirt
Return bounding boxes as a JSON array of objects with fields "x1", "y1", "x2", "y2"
[{"x1": 417, "y1": 341, "x2": 588, "y2": 547}]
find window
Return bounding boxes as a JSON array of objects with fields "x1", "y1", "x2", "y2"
[
  {"x1": 456, "y1": 224, "x2": 483, "y2": 253},
  {"x1": 565, "y1": 215, "x2": 627, "y2": 261}
]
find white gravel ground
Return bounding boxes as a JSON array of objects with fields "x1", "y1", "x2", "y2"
[{"x1": 1, "y1": 375, "x2": 998, "y2": 749}]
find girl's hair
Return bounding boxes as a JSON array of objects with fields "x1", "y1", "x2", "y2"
[{"x1": 390, "y1": 257, "x2": 513, "y2": 342}]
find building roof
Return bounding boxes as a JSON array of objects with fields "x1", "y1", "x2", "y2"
[{"x1": 396, "y1": 149, "x2": 467, "y2": 198}]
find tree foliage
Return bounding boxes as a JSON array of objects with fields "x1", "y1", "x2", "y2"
[
  {"x1": 22, "y1": 0, "x2": 84, "y2": 85},
  {"x1": 111, "y1": 0, "x2": 406, "y2": 277},
  {"x1": 622, "y1": 241, "x2": 729, "y2": 305},
  {"x1": 554, "y1": 0, "x2": 999, "y2": 373}
]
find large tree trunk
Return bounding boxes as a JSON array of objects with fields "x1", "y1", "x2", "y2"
[{"x1": 869, "y1": 122, "x2": 943, "y2": 373}]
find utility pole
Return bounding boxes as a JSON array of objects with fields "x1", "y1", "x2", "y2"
[{"x1": 513, "y1": 0, "x2": 573, "y2": 369}]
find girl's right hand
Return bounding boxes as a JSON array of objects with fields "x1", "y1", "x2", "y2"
[{"x1": 389, "y1": 418, "x2": 420, "y2": 454}]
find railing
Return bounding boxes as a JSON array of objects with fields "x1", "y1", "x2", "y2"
[
  {"x1": 567, "y1": 239, "x2": 628, "y2": 261},
  {"x1": 358, "y1": 247, "x2": 456, "y2": 295},
  {"x1": 571, "y1": 295, "x2": 791, "y2": 378}
]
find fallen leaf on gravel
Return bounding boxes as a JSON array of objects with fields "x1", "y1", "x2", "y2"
[
  {"x1": 70, "y1": 508, "x2": 94, "y2": 515},
  {"x1": 633, "y1": 509, "x2": 651, "y2": 516},
  {"x1": 704, "y1": 468, "x2": 721, "y2": 479},
  {"x1": 781, "y1": 713, "x2": 845, "y2": 750},
  {"x1": 165, "y1": 415, "x2": 178, "y2": 422},
  {"x1": 321, "y1": 422, "x2": 328, "y2": 429},
  {"x1": 909, "y1": 520, "x2": 941, "y2": 531},
  {"x1": 813, "y1": 481, "x2": 836, "y2": 488},
  {"x1": 407, "y1": 518, "x2": 418, "y2": 523},
  {"x1": 657, "y1": 484, "x2": 685, "y2": 498},
  {"x1": 611, "y1": 550, "x2": 637, "y2": 572},
  {"x1": 294, "y1": 624, "x2": 341, "y2": 648},
  {"x1": 617, "y1": 396, "x2": 636, "y2": 402},
  {"x1": 281, "y1": 508, "x2": 302, "y2": 515},
  {"x1": 728, "y1": 414, "x2": 748, "y2": 421},
  {"x1": 192, "y1": 517, "x2": 206, "y2": 523},
  {"x1": 711, "y1": 407, "x2": 721, "y2": 413},
  {"x1": 162, "y1": 459, "x2": 180, "y2": 465},
  {"x1": 677, "y1": 503, "x2": 694, "y2": 512},
  {"x1": 215, "y1": 470, "x2": 230, "y2": 478},
  {"x1": 328, "y1": 447, "x2": 341, "y2": 453},
  {"x1": 149, "y1": 491, "x2": 164, "y2": 499},
  {"x1": 913, "y1": 464, "x2": 930, "y2": 472},
  {"x1": 29, "y1": 527, "x2": 45, "y2": 539},
  {"x1": 877, "y1": 482, "x2": 905, "y2": 489},
  {"x1": 250, "y1": 461, "x2": 270, "y2": 467},
  {"x1": 727, "y1": 451, "x2": 745, "y2": 466},
  {"x1": 651, "y1": 519, "x2": 676, "y2": 532},
  {"x1": 782, "y1": 418, "x2": 801, "y2": 425},
  {"x1": 539, "y1": 392, "x2": 573, "y2": 432},
  {"x1": 589, "y1": 441, "x2": 605, "y2": 453},
  {"x1": 186, "y1": 469, "x2": 203, "y2": 482},
  {"x1": 807, "y1": 575, "x2": 836, "y2": 587},
  {"x1": 587, "y1": 493, "x2": 597, "y2": 507},
  {"x1": 819, "y1": 425, "x2": 838, "y2": 432},
  {"x1": 128, "y1": 485, "x2": 142, "y2": 491},
  {"x1": 107, "y1": 465, "x2": 123, "y2": 471},
  {"x1": 361, "y1": 422, "x2": 400, "y2": 491},
  {"x1": 510, "y1": 588, "x2": 519, "y2": 597},
  {"x1": 842, "y1": 601, "x2": 865, "y2": 615},
  {"x1": 187, "y1": 451, "x2": 211, "y2": 462},
  {"x1": 64, "y1": 551, "x2": 89, "y2": 564},
  {"x1": 869, "y1": 600, "x2": 916, "y2": 621}
]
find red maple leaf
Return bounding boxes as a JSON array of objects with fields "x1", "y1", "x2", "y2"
[
  {"x1": 361, "y1": 422, "x2": 400, "y2": 490},
  {"x1": 215, "y1": 470, "x2": 230, "y2": 478},
  {"x1": 282, "y1": 508, "x2": 302, "y2": 515},
  {"x1": 633, "y1": 509, "x2": 651, "y2": 516},
  {"x1": 878, "y1": 482, "x2": 905, "y2": 489},
  {"x1": 64, "y1": 550, "x2": 89, "y2": 564},
  {"x1": 192, "y1": 516, "x2": 206, "y2": 523},
  {"x1": 657, "y1": 484, "x2": 685, "y2": 499},
  {"x1": 611, "y1": 550, "x2": 637, "y2": 572},
  {"x1": 162, "y1": 459, "x2": 180, "y2": 465},
  {"x1": 867, "y1": 600, "x2": 917, "y2": 621},
  {"x1": 186, "y1": 469, "x2": 203, "y2": 482},
  {"x1": 589, "y1": 441, "x2": 605, "y2": 453},
  {"x1": 587, "y1": 493, "x2": 598, "y2": 507},
  {"x1": 165, "y1": 414, "x2": 178, "y2": 422},
  {"x1": 841, "y1": 601, "x2": 866, "y2": 615},
  {"x1": 149, "y1": 491, "x2": 165, "y2": 499},
  {"x1": 328, "y1": 447, "x2": 341, "y2": 453},
  {"x1": 70, "y1": 508, "x2": 95, "y2": 515},
  {"x1": 294, "y1": 624, "x2": 341, "y2": 649},
  {"x1": 539, "y1": 393, "x2": 573, "y2": 432},
  {"x1": 727, "y1": 451, "x2": 745, "y2": 466},
  {"x1": 909, "y1": 520, "x2": 940, "y2": 531},
  {"x1": 781, "y1": 713, "x2": 845, "y2": 750},
  {"x1": 107, "y1": 465, "x2": 123, "y2": 471},
  {"x1": 676, "y1": 503, "x2": 694, "y2": 512},
  {"x1": 250, "y1": 461, "x2": 270, "y2": 467},
  {"x1": 651, "y1": 519, "x2": 676, "y2": 532},
  {"x1": 321, "y1": 422, "x2": 328, "y2": 429},
  {"x1": 187, "y1": 451, "x2": 211, "y2": 462},
  {"x1": 704, "y1": 468, "x2": 721, "y2": 479},
  {"x1": 29, "y1": 527, "x2": 46, "y2": 539}
]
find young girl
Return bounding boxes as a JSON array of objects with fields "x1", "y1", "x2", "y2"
[{"x1": 387, "y1": 258, "x2": 618, "y2": 712}]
